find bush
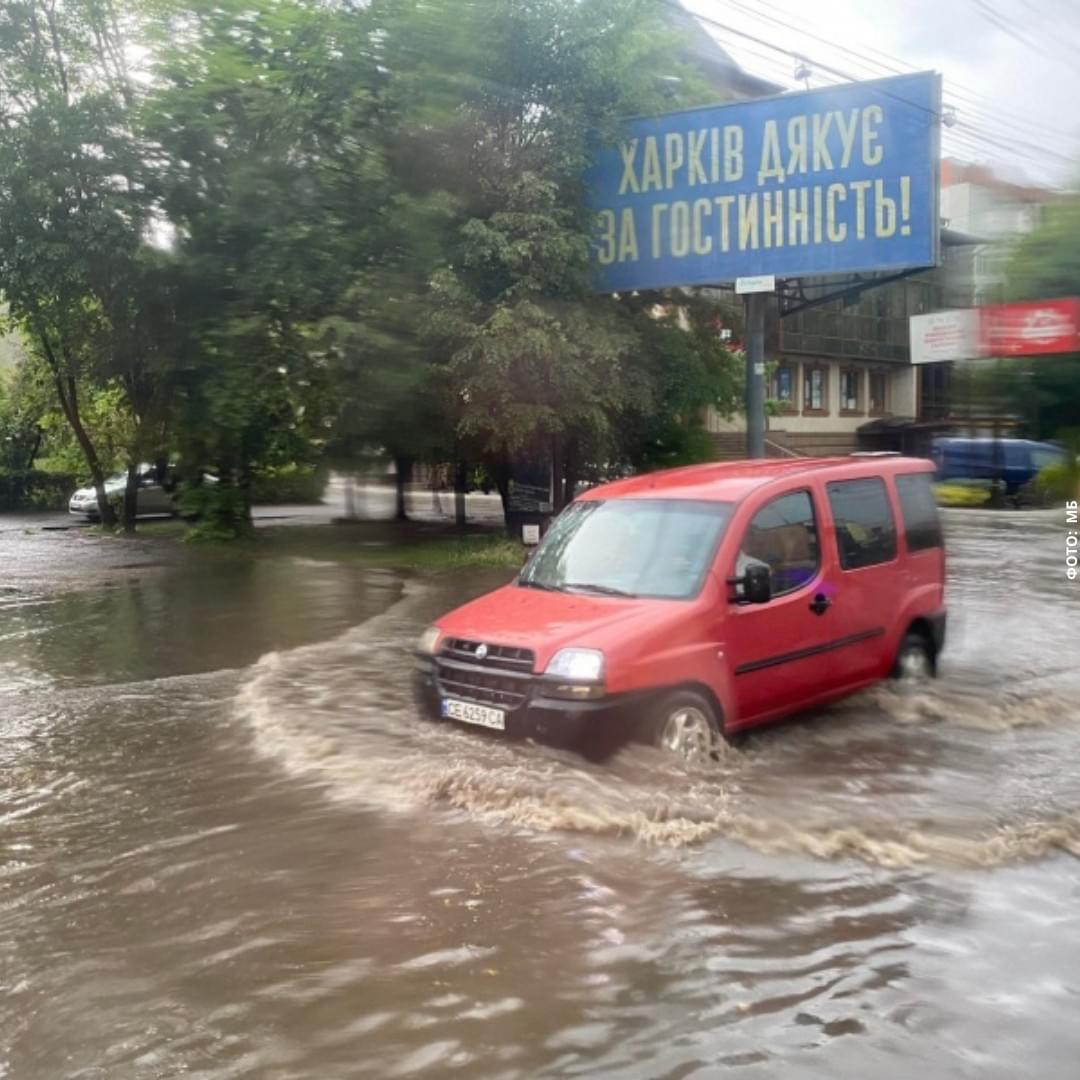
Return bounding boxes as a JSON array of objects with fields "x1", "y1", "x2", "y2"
[
  {"x1": 178, "y1": 483, "x2": 253, "y2": 542},
  {"x1": 1035, "y1": 461, "x2": 1080, "y2": 504},
  {"x1": 934, "y1": 481, "x2": 991, "y2": 508},
  {"x1": 250, "y1": 464, "x2": 327, "y2": 505},
  {"x1": 0, "y1": 468, "x2": 78, "y2": 511}
]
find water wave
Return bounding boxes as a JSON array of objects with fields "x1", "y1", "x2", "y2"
[{"x1": 235, "y1": 584, "x2": 1080, "y2": 867}]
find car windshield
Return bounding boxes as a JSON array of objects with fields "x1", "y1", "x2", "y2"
[{"x1": 519, "y1": 498, "x2": 733, "y2": 600}]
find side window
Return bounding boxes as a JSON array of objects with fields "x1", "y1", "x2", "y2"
[
  {"x1": 895, "y1": 472, "x2": 943, "y2": 552},
  {"x1": 736, "y1": 490, "x2": 819, "y2": 599},
  {"x1": 1031, "y1": 447, "x2": 1064, "y2": 469},
  {"x1": 827, "y1": 477, "x2": 897, "y2": 570}
]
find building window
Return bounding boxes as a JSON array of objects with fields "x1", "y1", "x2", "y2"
[
  {"x1": 839, "y1": 368, "x2": 862, "y2": 414},
  {"x1": 803, "y1": 365, "x2": 828, "y2": 414},
  {"x1": 868, "y1": 371, "x2": 888, "y2": 415},
  {"x1": 772, "y1": 362, "x2": 796, "y2": 411}
]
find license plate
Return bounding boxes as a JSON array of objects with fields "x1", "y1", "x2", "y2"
[{"x1": 441, "y1": 699, "x2": 506, "y2": 731}]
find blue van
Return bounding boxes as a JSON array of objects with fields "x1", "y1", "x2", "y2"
[{"x1": 930, "y1": 437, "x2": 1068, "y2": 495}]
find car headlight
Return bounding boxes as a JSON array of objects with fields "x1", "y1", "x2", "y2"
[
  {"x1": 416, "y1": 625, "x2": 443, "y2": 655},
  {"x1": 541, "y1": 648, "x2": 606, "y2": 701},
  {"x1": 544, "y1": 648, "x2": 604, "y2": 682}
]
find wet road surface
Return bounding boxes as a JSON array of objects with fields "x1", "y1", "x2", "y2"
[{"x1": 1, "y1": 509, "x2": 1078, "y2": 1078}]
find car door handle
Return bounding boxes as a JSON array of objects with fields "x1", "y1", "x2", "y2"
[{"x1": 809, "y1": 593, "x2": 831, "y2": 616}]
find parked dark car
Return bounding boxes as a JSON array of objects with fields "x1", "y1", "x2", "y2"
[{"x1": 930, "y1": 437, "x2": 1068, "y2": 495}]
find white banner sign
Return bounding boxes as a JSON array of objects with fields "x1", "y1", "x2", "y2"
[{"x1": 909, "y1": 309, "x2": 981, "y2": 364}]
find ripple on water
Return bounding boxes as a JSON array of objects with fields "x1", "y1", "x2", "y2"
[{"x1": 235, "y1": 584, "x2": 1080, "y2": 869}]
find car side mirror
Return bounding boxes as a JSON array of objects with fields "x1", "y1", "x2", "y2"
[{"x1": 729, "y1": 563, "x2": 771, "y2": 604}]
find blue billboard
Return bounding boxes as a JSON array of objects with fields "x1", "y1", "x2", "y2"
[{"x1": 585, "y1": 72, "x2": 941, "y2": 292}]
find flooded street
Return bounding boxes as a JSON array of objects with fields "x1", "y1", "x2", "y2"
[{"x1": 2, "y1": 511, "x2": 1079, "y2": 1079}]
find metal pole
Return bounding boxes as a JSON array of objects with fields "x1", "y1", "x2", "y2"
[
  {"x1": 744, "y1": 291, "x2": 767, "y2": 459},
  {"x1": 991, "y1": 356, "x2": 1005, "y2": 507}
]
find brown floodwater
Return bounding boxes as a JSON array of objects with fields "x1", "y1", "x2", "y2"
[{"x1": 1, "y1": 510, "x2": 1079, "y2": 1078}]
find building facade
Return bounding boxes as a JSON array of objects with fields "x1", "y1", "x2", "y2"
[
  {"x1": 939, "y1": 158, "x2": 1052, "y2": 305},
  {"x1": 706, "y1": 230, "x2": 978, "y2": 457}
]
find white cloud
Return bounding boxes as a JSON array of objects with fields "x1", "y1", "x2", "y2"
[{"x1": 689, "y1": 0, "x2": 1080, "y2": 186}]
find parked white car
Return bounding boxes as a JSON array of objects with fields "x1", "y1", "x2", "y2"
[{"x1": 68, "y1": 466, "x2": 181, "y2": 520}]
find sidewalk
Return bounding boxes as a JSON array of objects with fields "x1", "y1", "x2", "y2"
[{"x1": 253, "y1": 478, "x2": 506, "y2": 528}]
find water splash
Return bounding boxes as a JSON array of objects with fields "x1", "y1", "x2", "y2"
[{"x1": 235, "y1": 585, "x2": 1080, "y2": 867}]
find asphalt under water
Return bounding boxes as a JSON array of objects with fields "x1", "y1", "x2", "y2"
[{"x1": 2, "y1": 510, "x2": 1079, "y2": 1079}]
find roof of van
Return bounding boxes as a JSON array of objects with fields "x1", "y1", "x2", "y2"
[
  {"x1": 578, "y1": 456, "x2": 933, "y2": 503},
  {"x1": 933, "y1": 436, "x2": 1062, "y2": 449}
]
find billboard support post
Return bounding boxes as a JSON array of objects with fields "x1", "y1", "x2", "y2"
[{"x1": 744, "y1": 291, "x2": 767, "y2": 459}]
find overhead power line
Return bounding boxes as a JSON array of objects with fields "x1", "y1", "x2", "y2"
[
  {"x1": 668, "y1": 0, "x2": 1077, "y2": 176},
  {"x1": 730, "y1": 0, "x2": 1076, "y2": 144}
]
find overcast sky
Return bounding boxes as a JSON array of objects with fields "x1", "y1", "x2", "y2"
[{"x1": 688, "y1": 0, "x2": 1080, "y2": 188}]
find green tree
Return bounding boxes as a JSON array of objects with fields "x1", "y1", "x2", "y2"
[
  {"x1": 0, "y1": 349, "x2": 49, "y2": 471},
  {"x1": 145, "y1": 0, "x2": 388, "y2": 533},
  {"x1": 1005, "y1": 196, "x2": 1080, "y2": 440},
  {"x1": 0, "y1": 0, "x2": 181, "y2": 529},
  {"x1": 618, "y1": 293, "x2": 743, "y2": 474},
  {"x1": 378, "y1": 0, "x2": 740, "y2": 514}
]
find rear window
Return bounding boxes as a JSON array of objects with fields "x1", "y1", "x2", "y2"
[
  {"x1": 826, "y1": 477, "x2": 897, "y2": 570},
  {"x1": 895, "y1": 472, "x2": 943, "y2": 552}
]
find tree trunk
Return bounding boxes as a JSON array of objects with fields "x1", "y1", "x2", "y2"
[
  {"x1": 238, "y1": 463, "x2": 255, "y2": 530},
  {"x1": 393, "y1": 454, "x2": 413, "y2": 521},
  {"x1": 454, "y1": 460, "x2": 467, "y2": 528},
  {"x1": 492, "y1": 456, "x2": 512, "y2": 531},
  {"x1": 562, "y1": 439, "x2": 579, "y2": 509},
  {"x1": 551, "y1": 436, "x2": 565, "y2": 512},
  {"x1": 34, "y1": 327, "x2": 117, "y2": 528},
  {"x1": 121, "y1": 461, "x2": 138, "y2": 534},
  {"x1": 23, "y1": 428, "x2": 43, "y2": 473},
  {"x1": 55, "y1": 373, "x2": 117, "y2": 528},
  {"x1": 343, "y1": 472, "x2": 357, "y2": 519},
  {"x1": 431, "y1": 467, "x2": 443, "y2": 516}
]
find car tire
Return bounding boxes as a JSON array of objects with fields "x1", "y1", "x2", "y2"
[
  {"x1": 891, "y1": 631, "x2": 936, "y2": 683},
  {"x1": 645, "y1": 689, "x2": 723, "y2": 764}
]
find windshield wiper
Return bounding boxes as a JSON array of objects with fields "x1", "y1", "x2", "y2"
[
  {"x1": 518, "y1": 578, "x2": 561, "y2": 591},
  {"x1": 563, "y1": 582, "x2": 636, "y2": 598}
]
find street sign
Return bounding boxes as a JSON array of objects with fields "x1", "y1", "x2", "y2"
[
  {"x1": 586, "y1": 72, "x2": 941, "y2": 292},
  {"x1": 981, "y1": 298, "x2": 1080, "y2": 356},
  {"x1": 735, "y1": 274, "x2": 776, "y2": 294},
  {"x1": 910, "y1": 309, "x2": 980, "y2": 363}
]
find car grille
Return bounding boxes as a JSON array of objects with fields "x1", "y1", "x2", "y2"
[
  {"x1": 441, "y1": 638, "x2": 535, "y2": 672},
  {"x1": 435, "y1": 639, "x2": 536, "y2": 709}
]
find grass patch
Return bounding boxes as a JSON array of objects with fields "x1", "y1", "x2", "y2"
[
  {"x1": 87, "y1": 517, "x2": 525, "y2": 571},
  {"x1": 934, "y1": 481, "x2": 992, "y2": 508},
  {"x1": 270, "y1": 528, "x2": 524, "y2": 569},
  {"x1": 125, "y1": 519, "x2": 192, "y2": 541},
  {"x1": 374, "y1": 533, "x2": 524, "y2": 569},
  {"x1": 86, "y1": 519, "x2": 192, "y2": 541}
]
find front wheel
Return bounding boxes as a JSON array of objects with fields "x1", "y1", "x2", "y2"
[
  {"x1": 892, "y1": 632, "x2": 936, "y2": 684},
  {"x1": 645, "y1": 690, "x2": 723, "y2": 764}
]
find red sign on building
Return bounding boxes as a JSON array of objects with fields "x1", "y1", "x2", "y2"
[{"x1": 980, "y1": 297, "x2": 1080, "y2": 356}]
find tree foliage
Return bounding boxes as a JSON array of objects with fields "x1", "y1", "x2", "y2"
[
  {"x1": 0, "y1": 0, "x2": 743, "y2": 533},
  {"x1": 1005, "y1": 196, "x2": 1080, "y2": 441}
]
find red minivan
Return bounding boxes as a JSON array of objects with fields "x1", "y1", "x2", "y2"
[{"x1": 414, "y1": 457, "x2": 946, "y2": 761}]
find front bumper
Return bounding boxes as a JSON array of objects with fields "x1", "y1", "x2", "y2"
[{"x1": 413, "y1": 656, "x2": 644, "y2": 749}]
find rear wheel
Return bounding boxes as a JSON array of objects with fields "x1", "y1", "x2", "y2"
[
  {"x1": 646, "y1": 690, "x2": 722, "y2": 764},
  {"x1": 892, "y1": 631, "x2": 935, "y2": 684}
]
